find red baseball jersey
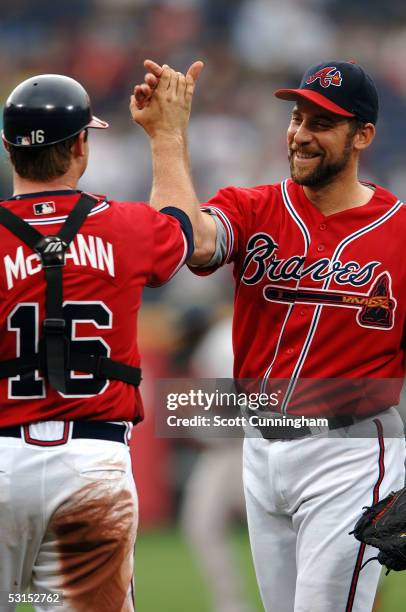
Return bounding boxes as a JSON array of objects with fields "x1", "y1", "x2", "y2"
[
  {"x1": 0, "y1": 190, "x2": 189, "y2": 427},
  {"x1": 193, "y1": 179, "x2": 406, "y2": 417}
]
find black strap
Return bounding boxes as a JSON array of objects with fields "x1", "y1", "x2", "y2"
[
  {"x1": 58, "y1": 193, "x2": 99, "y2": 245},
  {"x1": 69, "y1": 354, "x2": 142, "y2": 386},
  {"x1": 0, "y1": 193, "x2": 98, "y2": 249},
  {"x1": 0, "y1": 205, "x2": 42, "y2": 248},
  {"x1": 0, "y1": 354, "x2": 41, "y2": 378},
  {"x1": 40, "y1": 194, "x2": 98, "y2": 392},
  {"x1": 0, "y1": 351, "x2": 141, "y2": 386}
]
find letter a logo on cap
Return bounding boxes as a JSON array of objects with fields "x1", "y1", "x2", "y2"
[{"x1": 306, "y1": 67, "x2": 342, "y2": 88}]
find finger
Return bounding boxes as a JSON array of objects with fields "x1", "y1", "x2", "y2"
[
  {"x1": 166, "y1": 68, "x2": 179, "y2": 95},
  {"x1": 185, "y1": 74, "x2": 194, "y2": 103},
  {"x1": 129, "y1": 94, "x2": 141, "y2": 118},
  {"x1": 185, "y1": 61, "x2": 204, "y2": 103},
  {"x1": 144, "y1": 59, "x2": 164, "y2": 78},
  {"x1": 174, "y1": 71, "x2": 183, "y2": 95},
  {"x1": 162, "y1": 66, "x2": 178, "y2": 95},
  {"x1": 134, "y1": 85, "x2": 148, "y2": 109},
  {"x1": 132, "y1": 92, "x2": 146, "y2": 111},
  {"x1": 133, "y1": 85, "x2": 146, "y2": 101},
  {"x1": 140, "y1": 83, "x2": 153, "y2": 97},
  {"x1": 134, "y1": 83, "x2": 146, "y2": 97},
  {"x1": 176, "y1": 71, "x2": 186, "y2": 97},
  {"x1": 186, "y1": 61, "x2": 204, "y2": 84},
  {"x1": 133, "y1": 84, "x2": 145, "y2": 99},
  {"x1": 145, "y1": 73, "x2": 158, "y2": 89},
  {"x1": 134, "y1": 83, "x2": 153, "y2": 102},
  {"x1": 156, "y1": 65, "x2": 172, "y2": 92}
]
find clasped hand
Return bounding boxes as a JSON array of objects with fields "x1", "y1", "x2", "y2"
[{"x1": 129, "y1": 59, "x2": 204, "y2": 138}]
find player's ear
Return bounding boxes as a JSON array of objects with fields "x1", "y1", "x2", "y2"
[
  {"x1": 71, "y1": 130, "x2": 88, "y2": 158},
  {"x1": 353, "y1": 122, "x2": 375, "y2": 151},
  {"x1": 1, "y1": 135, "x2": 10, "y2": 153}
]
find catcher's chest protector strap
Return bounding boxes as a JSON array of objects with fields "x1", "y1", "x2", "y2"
[{"x1": 0, "y1": 193, "x2": 141, "y2": 393}]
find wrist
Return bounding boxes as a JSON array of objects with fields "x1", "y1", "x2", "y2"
[{"x1": 149, "y1": 130, "x2": 186, "y2": 146}]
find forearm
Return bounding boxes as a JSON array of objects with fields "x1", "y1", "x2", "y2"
[
  {"x1": 149, "y1": 134, "x2": 196, "y2": 211},
  {"x1": 149, "y1": 134, "x2": 215, "y2": 263}
]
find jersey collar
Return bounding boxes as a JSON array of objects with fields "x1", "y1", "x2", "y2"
[{"x1": 7, "y1": 189, "x2": 82, "y2": 201}]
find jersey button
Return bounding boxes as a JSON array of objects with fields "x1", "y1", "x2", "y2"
[
  {"x1": 319, "y1": 223, "x2": 327, "y2": 230},
  {"x1": 317, "y1": 244, "x2": 325, "y2": 252},
  {"x1": 300, "y1": 309, "x2": 306, "y2": 316},
  {"x1": 286, "y1": 348, "x2": 294, "y2": 354}
]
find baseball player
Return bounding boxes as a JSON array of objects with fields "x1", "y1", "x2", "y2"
[
  {"x1": 132, "y1": 61, "x2": 406, "y2": 612},
  {"x1": 0, "y1": 74, "x2": 194, "y2": 611},
  {"x1": 181, "y1": 316, "x2": 251, "y2": 612}
]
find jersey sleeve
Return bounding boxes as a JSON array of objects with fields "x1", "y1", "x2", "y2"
[
  {"x1": 147, "y1": 207, "x2": 192, "y2": 286},
  {"x1": 190, "y1": 186, "x2": 247, "y2": 275}
]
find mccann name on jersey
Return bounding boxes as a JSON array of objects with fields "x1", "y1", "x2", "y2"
[{"x1": 3, "y1": 233, "x2": 114, "y2": 289}]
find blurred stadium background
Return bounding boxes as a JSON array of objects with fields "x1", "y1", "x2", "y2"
[{"x1": 2, "y1": 0, "x2": 405, "y2": 610}]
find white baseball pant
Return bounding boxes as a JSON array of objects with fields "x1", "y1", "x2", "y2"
[
  {"x1": 243, "y1": 408, "x2": 406, "y2": 612},
  {"x1": 0, "y1": 421, "x2": 138, "y2": 612}
]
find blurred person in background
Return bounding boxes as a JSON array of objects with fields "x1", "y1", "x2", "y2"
[{"x1": 180, "y1": 314, "x2": 252, "y2": 612}]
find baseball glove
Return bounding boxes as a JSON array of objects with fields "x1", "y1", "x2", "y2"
[{"x1": 351, "y1": 486, "x2": 406, "y2": 574}]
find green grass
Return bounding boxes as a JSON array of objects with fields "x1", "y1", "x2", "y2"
[
  {"x1": 134, "y1": 527, "x2": 211, "y2": 612},
  {"x1": 16, "y1": 527, "x2": 406, "y2": 611},
  {"x1": 379, "y1": 570, "x2": 406, "y2": 611},
  {"x1": 134, "y1": 527, "x2": 262, "y2": 612}
]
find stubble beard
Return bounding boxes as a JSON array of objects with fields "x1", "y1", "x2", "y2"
[{"x1": 289, "y1": 137, "x2": 353, "y2": 188}]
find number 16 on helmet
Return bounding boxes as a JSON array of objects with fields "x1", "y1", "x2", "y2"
[{"x1": 2, "y1": 74, "x2": 108, "y2": 147}]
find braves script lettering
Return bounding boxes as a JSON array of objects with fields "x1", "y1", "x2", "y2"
[{"x1": 241, "y1": 233, "x2": 380, "y2": 287}]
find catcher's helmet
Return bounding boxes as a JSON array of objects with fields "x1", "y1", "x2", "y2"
[{"x1": 3, "y1": 74, "x2": 108, "y2": 147}]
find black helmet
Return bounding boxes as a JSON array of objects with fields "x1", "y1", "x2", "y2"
[{"x1": 2, "y1": 74, "x2": 108, "y2": 147}]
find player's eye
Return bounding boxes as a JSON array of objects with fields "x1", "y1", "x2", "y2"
[
  {"x1": 315, "y1": 119, "x2": 333, "y2": 128},
  {"x1": 308, "y1": 122, "x2": 328, "y2": 130}
]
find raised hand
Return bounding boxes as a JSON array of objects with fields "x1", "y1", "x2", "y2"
[
  {"x1": 133, "y1": 60, "x2": 203, "y2": 111},
  {"x1": 130, "y1": 61, "x2": 204, "y2": 138},
  {"x1": 134, "y1": 60, "x2": 162, "y2": 110}
]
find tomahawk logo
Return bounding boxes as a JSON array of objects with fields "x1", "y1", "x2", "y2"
[
  {"x1": 306, "y1": 67, "x2": 342, "y2": 88},
  {"x1": 264, "y1": 273, "x2": 397, "y2": 330}
]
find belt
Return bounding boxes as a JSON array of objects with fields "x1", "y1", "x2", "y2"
[
  {"x1": 255, "y1": 414, "x2": 355, "y2": 440},
  {"x1": 0, "y1": 421, "x2": 128, "y2": 445}
]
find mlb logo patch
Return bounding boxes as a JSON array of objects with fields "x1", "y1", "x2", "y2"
[
  {"x1": 33, "y1": 201, "x2": 56, "y2": 215},
  {"x1": 16, "y1": 135, "x2": 32, "y2": 146}
]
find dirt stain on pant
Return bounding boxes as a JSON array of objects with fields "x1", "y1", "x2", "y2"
[{"x1": 50, "y1": 476, "x2": 137, "y2": 612}]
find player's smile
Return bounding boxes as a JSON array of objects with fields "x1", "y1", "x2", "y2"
[
  {"x1": 295, "y1": 153, "x2": 318, "y2": 159},
  {"x1": 288, "y1": 144, "x2": 325, "y2": 182},
  {"x1": 291, "y1": 149, "x2": 322, "y2": 165}
]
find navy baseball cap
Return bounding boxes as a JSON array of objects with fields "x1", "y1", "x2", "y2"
[{"x1": 274, "y1": 61, "x2": 379, "y2": 124}]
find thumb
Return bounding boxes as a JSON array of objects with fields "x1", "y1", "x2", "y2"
[
  {"x1": 129, "y1": 94, "x2": 142, "y2": 123},
  {"x1": 186, "y1": 61, "x2": 204, "y2": 83}
]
